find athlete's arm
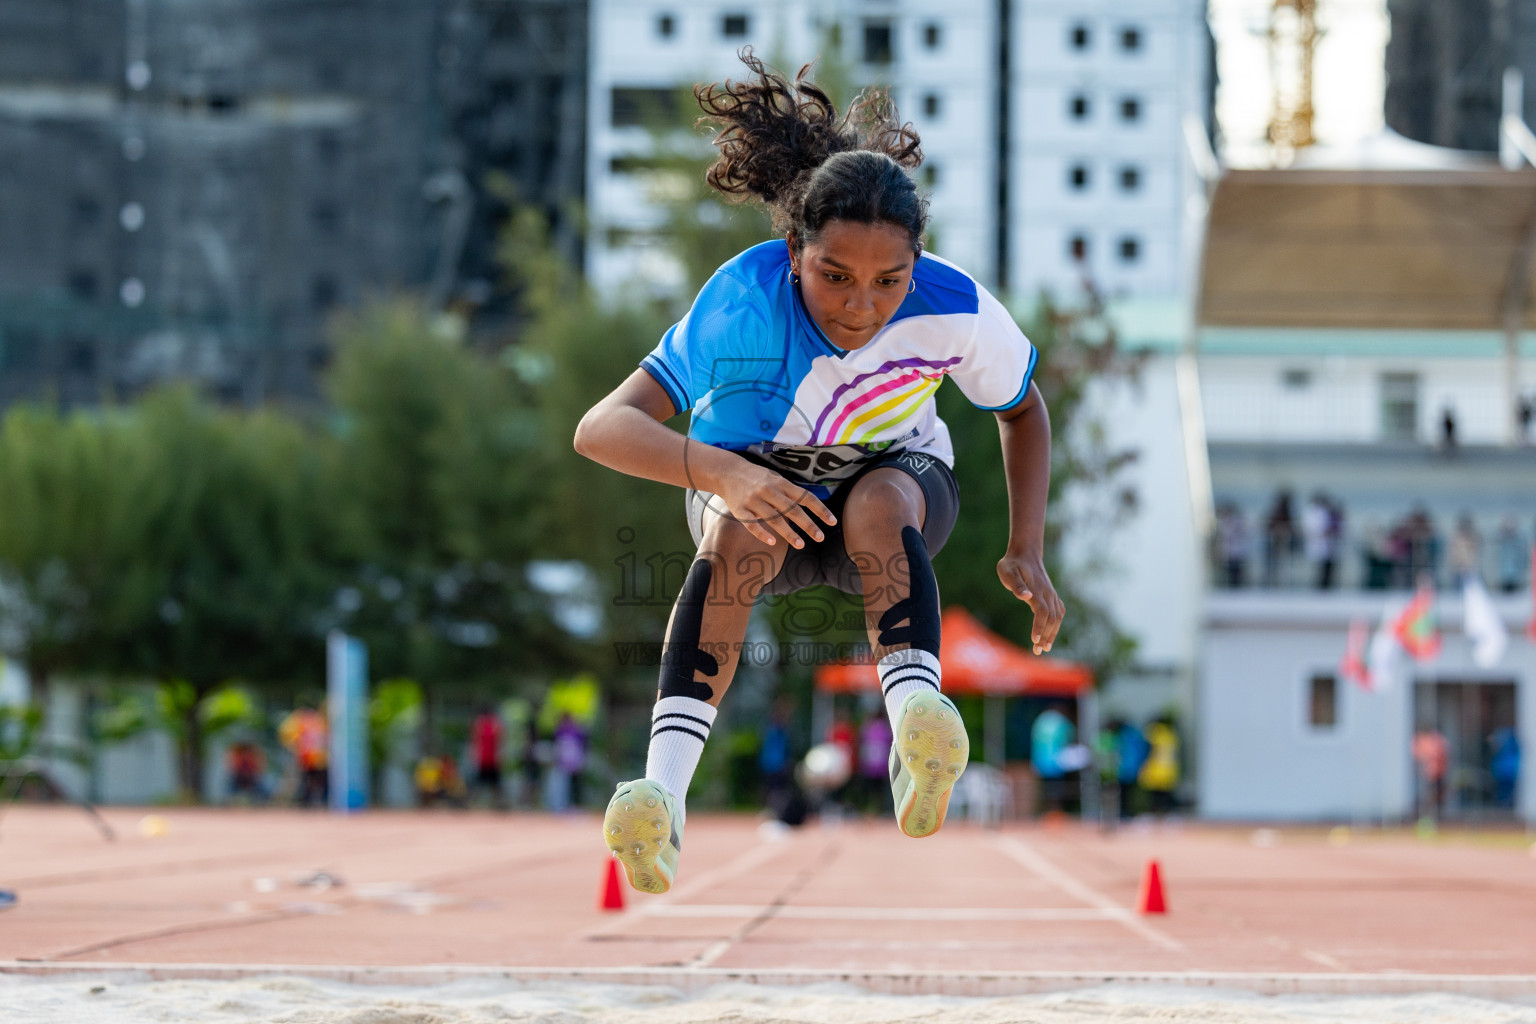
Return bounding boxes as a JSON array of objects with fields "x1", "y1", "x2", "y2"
[
  {"x1": 994, "y1": 380, "x2": 1065, "y2": 654},
  {"x1": 573, "y1": 368, "x2": 837, "y2": 549}
]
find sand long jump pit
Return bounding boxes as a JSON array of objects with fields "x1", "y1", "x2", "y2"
[{"x1": 2, "y1": 807, "x2": 1535, "y2": 1020}]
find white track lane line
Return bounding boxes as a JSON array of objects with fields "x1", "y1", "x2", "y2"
[
  {"x1": 650, "y1": 905, "x2": 1119, "y2": 921},
  {"x1": 584, "y1": 833, "x2": 792, "y2": 938},
  {"x1": 993, "y1": 835, "x2": 1186, "y2": 953}
]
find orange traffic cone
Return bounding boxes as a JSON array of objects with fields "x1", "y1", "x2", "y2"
[
  {"x1": 599, "y1": 855, "x2": 626, "y2": 912},
  {"x1": 1137, "y1": 858, "x2": 1167, "y2": 915}
]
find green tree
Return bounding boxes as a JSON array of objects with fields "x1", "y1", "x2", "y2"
[
  {"x1": 500, "y1": 209, "x2": 691, "y2": 705},
  {"x1": 325, "y1": 300, "x2": 570, "y2": 722},
  {"x1": 100, "y1": 391, "x2": 338, "y2": 797},
  {"x1": 935, "y1": 293, "x2": 1142, "y2": 678},
  {"x1": 0, "y1": 405, "x2": 152, "y2": 741}
]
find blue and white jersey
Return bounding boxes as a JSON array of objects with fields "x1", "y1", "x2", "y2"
[{"x1": 641, "y1": 240, "x2": 1038, "y2": 498}]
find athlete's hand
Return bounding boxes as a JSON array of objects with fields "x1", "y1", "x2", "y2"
[
  {"x1": 997, "y1": 550, "x2": 1064, "y2": 655},
  {"x1": 713, "y1": 458, "x2": 837, "y2": 549}
]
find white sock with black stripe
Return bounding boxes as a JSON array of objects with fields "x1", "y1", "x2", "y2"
[
  {"x1": 645, "y1": 695, "x2": 717, "y2": 823},
  {"x1": 879, "y1": 648, "x2": 941, "y2": 728}
]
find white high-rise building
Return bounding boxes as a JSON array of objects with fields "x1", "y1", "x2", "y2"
[
  {"x1": 1010, "y1": 0, "x2": 1212, "y2": 302},
  {"x1": 588, "y1": 0, "x2": 1213, "y2": 305},
  {"x1": 586, "y1": 0, "x2": 999, "y2": 295}
]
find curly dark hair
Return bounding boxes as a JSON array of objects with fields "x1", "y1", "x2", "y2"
[{"x1": 695, "y1": 51, "x2": 928, "y2": 253}]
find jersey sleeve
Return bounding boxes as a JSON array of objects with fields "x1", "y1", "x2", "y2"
[
  {"x1": 946, "y1": 286, "x2": 1039, "y2": 411},
  {"x1": 640, "y1": 269, "x2": 769, "y2": 416}
]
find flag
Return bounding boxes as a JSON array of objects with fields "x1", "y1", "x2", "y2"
[
  {"x1": 1340, "y1": 618, "x2": 1373, "y2": 690},
  {"x1": 1368, "y1": 610, "x2": 1404, "y2": 691},
  {"x1": 1529, "y1": 546, "x2": 1536, "y2": 642},
  {"x1": 1463, "y1": 577, "x2": 1508, "y2": 668},
  {"x1": 1392, "y1": 583, "x2": 1441, "y2": 661}
]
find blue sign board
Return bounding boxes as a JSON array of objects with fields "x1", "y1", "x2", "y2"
[{"x1": 327, "y1": 630, "x2": 369, "y2": 812}]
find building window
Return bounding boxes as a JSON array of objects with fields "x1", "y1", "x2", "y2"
[
  {"x1": 611, "y1": 87, "x2": 680, "y2": 128},
  {"x1": 923, "y1": 22, "x2": 941, "y2": 49},
  {"x1": 1069, "y1": 93, "x2": 1091, "y2": 120},
  {"x1": 1068, "y1": 163, "x2": 1089, "y2": 190},
  {"x1": 657, "y1": 13, "x2": 676, "y2": 38},
  {"x1": 1380, "y1": 372, "x2": 1420, "y2": 441},
  {"x1": 67, "y1": 269, "x2": 98, "y2": 300},
  {"x1": 72, "y1": 194, "x2": 101, "y2": 227},
  {"x1": 863, "y1": 20, "x2": 893, "y2": 64},
  {"x1": 1068, "y1": 234, "x2": 1088, "y2": 261},
  {"x1": 1069, "y1": 22, "x2": 1091, "y2": 50},
  {"x1": 1118, "y1": 236, "x2": 1141, "y2": 263},
  {"x1": 1120, "y1": 96, "x2": 1142, "y2": 122},
  {"x1": 721, "y1": 13, "x2": 749, "y2": 37},
  {"x1": 1308, "y1": 673, "x2": 1338, "y2": 729},
  {"x1": 1282, "y1": 368, "x2": 1313, "y2": 390},
  {"x1": 922, "y1": 163, "x2": 939, "y2": 187},
  {"x1": 1119, "y1": 165, "x2": 1142, "y2": 192},
  {"x1": 922, "y1": 92, "x2": 941, "y2": 118},
  {"x1": 1120, "y1": 25, "x2": 1143, "y2": 52},
  {"x1": 312, "y1": 275, "x2": 339, "y2": 311},
  {"x1": 311, "y1": 201, "x2": 341, "y2": 234},
  {"x1": 317, "y1": 132, "x2": 341, "y2": 165}
]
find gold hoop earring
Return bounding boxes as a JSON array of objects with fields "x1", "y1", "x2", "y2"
[
  {"x1": 908, "y1": 279, "x2": 917, "y2": 294},
  {"x1": 790, "y1": 268, "x2": 800, "y2": 285}
]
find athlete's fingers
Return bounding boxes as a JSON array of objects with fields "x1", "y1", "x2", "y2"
[
  {"x1": 801, "y1": 492, "x2": 838, "y2": 527},
  {"x1": 754, "y1": 497, "x2": 809, "y2": 548},
  {"x1": 777, "y1": 500, "x2": 827, "y2": 544}
]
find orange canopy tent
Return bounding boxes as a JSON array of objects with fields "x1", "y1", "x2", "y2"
[{"x1": 814, "y1": 607, "x2": 1093, "y2": 697}]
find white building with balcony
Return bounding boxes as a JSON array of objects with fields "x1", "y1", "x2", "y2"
[{"x1": 1148, "y1": 158, "x2": 1536, "y2": 825}]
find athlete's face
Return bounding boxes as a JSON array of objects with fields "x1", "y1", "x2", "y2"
[{"x1": 790, "y1": 219, "x2": 917, "y2": 351}]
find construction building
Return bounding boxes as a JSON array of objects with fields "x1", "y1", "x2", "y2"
[{"x1": 0, "y1": 0, "x2": 587, "y2": 407}]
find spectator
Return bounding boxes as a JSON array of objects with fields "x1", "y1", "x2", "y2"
[
  {"x1": 1030, "y1": 704, "x2": 1074, "y2": 814},
  {"x1": 1412, "y1": 724, "x2": 1448, "y2": 821},
  {"x1": 1139, "y1": 715, "x2": 1180, "y2": 817},
  {"x1": 1303, "y1": 492, "x2": 1339, "y2": 590},
  {"x1": 856, "y1": 711, "x2": 893, "y2": 814},
  {"x1": 519, "y1": 714, "x2": 544, "y2": 809},
  {"x1": 1400, "y1": 507, "x2": 1441, "y2": 587},
  {"x1": 1116, "y1": 718, "x2": 1150, "y2": 819},
  {"x1": 1519, "y1": 395, "x2": 1533, "y2": 444},
  {"x1": 225, "y1": 739, "x2": 268, "y2": 805},
  {"x1": 1263, "y1": 489, "x2": 1297, "y2": 587},
  {"x1": 1491, "y1": 726, "x2": 1521, "y2": 808},
  {"x1": 278, "y1": 703, "x2": 328, "y2": 808},
  {"x1": 1495, "y1": 517, "x2": 1527, "y2": 594},
  {"x1": 1361, "y1": 519, "x2": 1396, "y2": 590},
  {"x1": 759, "y1": 700, "x2": 793, "y2": 818},
  {"x1": 470, "y1": 707, "x2": 504, "y2": 807},
  {"x1": 1447, "y1": 514, "x2": 1482, "y2": 585},
  {"x1": 1440, "y1": 405, "x2": 1458, "y2": 453},
  {"x1": 1215, "y1": 502, "x2": 1251, "y2": 588},
  {"x1": 546, "y1": 712, "x2": 588, "y2": 812},
  {"x1": 827, "y1": 709, "x2": 857, "y2": 808}
]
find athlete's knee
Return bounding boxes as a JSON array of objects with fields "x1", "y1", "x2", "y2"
[
  {"x1": 843, "y1": 472, "x2": 923, "y2": 532},
  {"x1": 698, "y1": 511, "x2": 785, "y2": 589}
]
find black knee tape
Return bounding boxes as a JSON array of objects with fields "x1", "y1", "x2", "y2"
[
  {"x1": 659, "y1": 558, "x2": 720, "y2": 701},
  {"x1": 876, "y1": 525, "x2": 941, "y2": 656}
]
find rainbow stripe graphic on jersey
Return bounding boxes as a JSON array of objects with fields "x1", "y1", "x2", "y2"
[{"x1": 812, "y1": 358, "x2": 962, "y2": 445}]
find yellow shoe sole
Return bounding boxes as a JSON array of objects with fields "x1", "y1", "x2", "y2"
[
  {"x1": 893, "y1": 691, "x2": 969, "y2": 838},
  {"x1": 602, "y1": 780, "x2": 679, "y2": 894}
]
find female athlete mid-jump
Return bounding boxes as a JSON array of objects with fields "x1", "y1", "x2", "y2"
[{"x1": 574, "y1": 54, "x2": 1063, "y2": 894}]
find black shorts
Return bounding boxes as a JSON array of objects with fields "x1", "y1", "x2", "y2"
[{"x1": 685, "y1": 448, "x2": 960, "y2": 597}]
